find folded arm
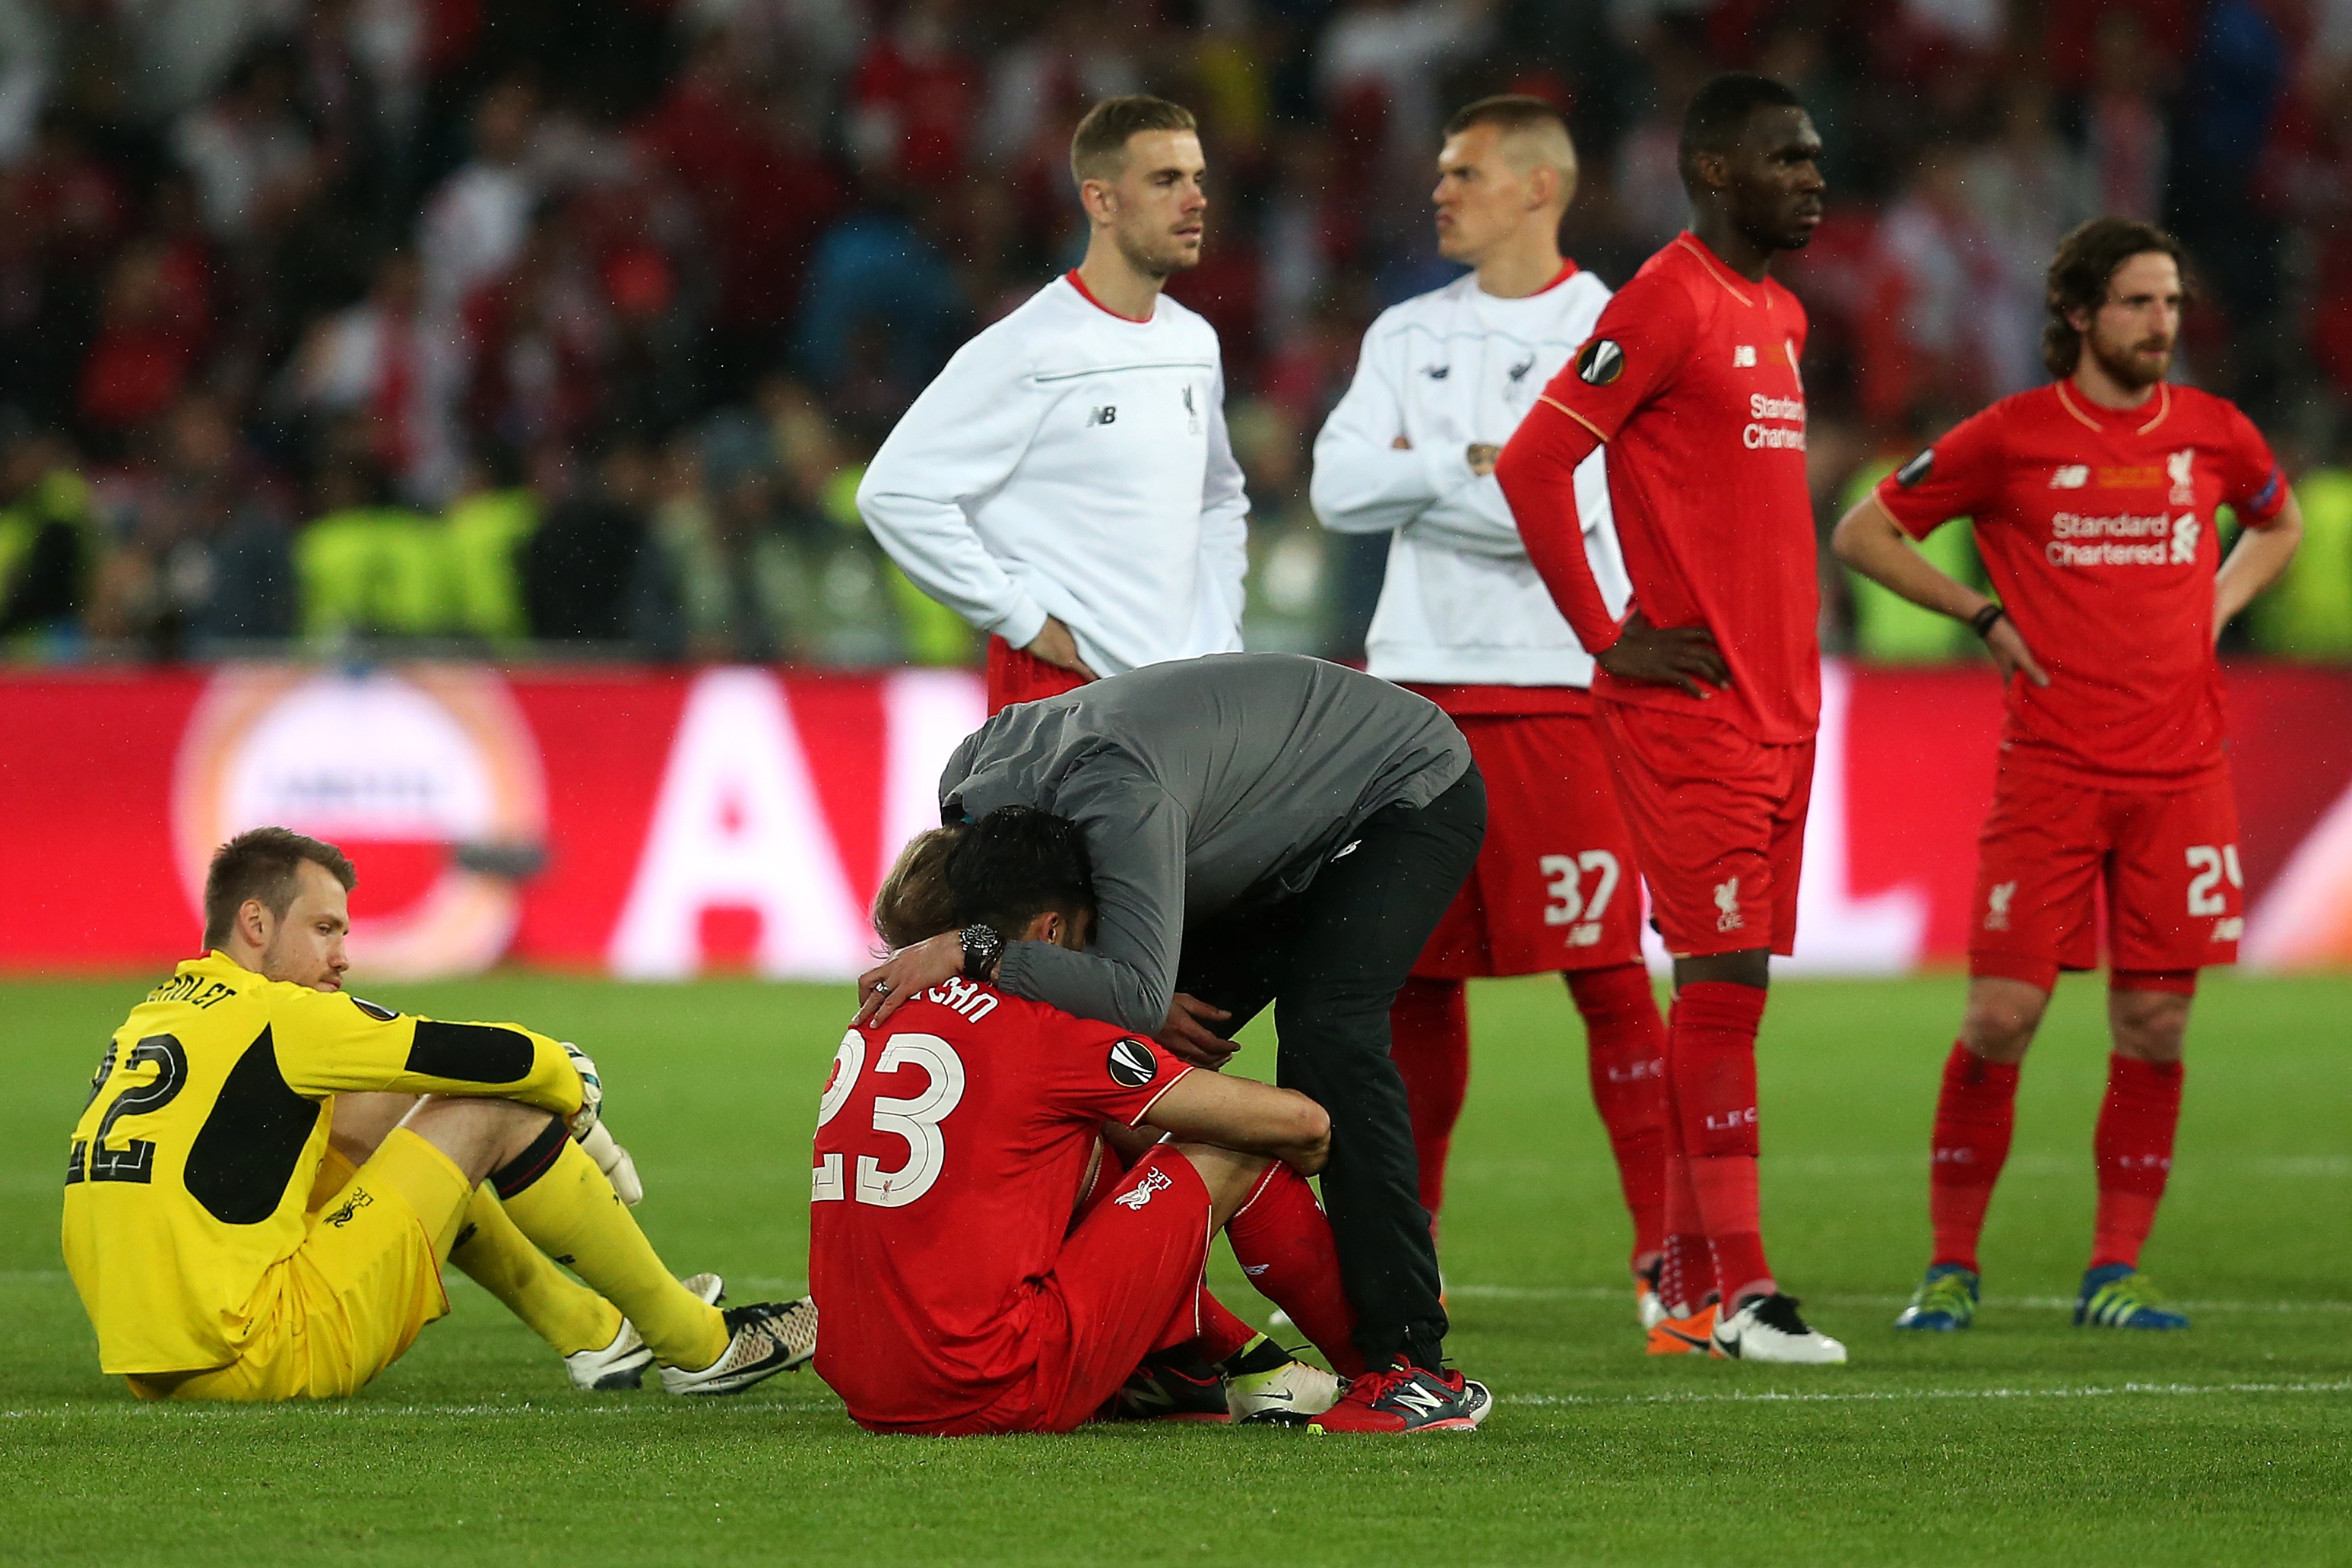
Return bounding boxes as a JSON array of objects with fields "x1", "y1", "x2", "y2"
[{"x1": 270, "y1": 989, "x2": 585, "y2": 1117}]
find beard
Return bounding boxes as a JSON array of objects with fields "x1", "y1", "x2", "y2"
[
  {"x1": 2085, "y1": 329, "x2": 2172, "y2": 391},
  {"x1": 1115, "y1": 223, "x2": 1200, "y2": 280}
]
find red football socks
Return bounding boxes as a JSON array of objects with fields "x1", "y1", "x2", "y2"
[
  {"x1": 2091, "y1": 1054, "x2": 2183, "y2": 1269},
  {"x1": 1928, "y1": 1041, "x2": 2021, "y2": 1273},
  {"x1": 1387, "y1": 976, "x2": 1470, "y2": 1232},
  {"x1": 1569, "y1": 962, "x2": 1669, "y2": 1265},
  {"x1": 1190, "y1": 1284, "x2": 1259, "y2": 1364},
  {"x1": 1670, "y1": 980, "x2": 1774, "y2": 1307},
  {"x1": 1227, "y1": 1163, "x2": 1365, "y2": 1377}
]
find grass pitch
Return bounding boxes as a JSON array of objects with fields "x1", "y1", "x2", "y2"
[{"x1": 3, "y1": 971, "x2": 2347, "y2": 1565}]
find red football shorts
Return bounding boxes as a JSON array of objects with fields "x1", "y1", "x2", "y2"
[
  {"x1": 1597, "y1": 702, "x2": 1814, "y2": 959},
  {"x1": 985, "y1": 635, "x2": 1092, "y2": 716},
  {"x1": 1414, "y1": 711, "x2": 1645, "y2": 976},
  {"x1": 944, "y1": 1147, "x2": 1211, "y2": 1435},
  {"x1": 1969, "y1": 762, "x2": 2244, "y2": 991}
]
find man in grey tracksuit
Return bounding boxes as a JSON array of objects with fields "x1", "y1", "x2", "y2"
[{"x1": 859, "y1": 653, "x2": 1488, "y2": 1422}]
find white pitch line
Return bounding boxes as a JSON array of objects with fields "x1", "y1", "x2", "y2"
[
  {"x1": 1441, "y1": 1283, "x2": 2352, "y2": 1315},
  {"x1": 1503, "y1": 1379, "x2": 2352, "y2": 1408}
]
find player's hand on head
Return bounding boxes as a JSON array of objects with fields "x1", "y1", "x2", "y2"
[
  {"x1": 1023, "y1": 617, "x2": 1100, "y2": 681},
  {"x1": 854, "y1": 930, "x2": 963, "y2": 1028},
  {"x1": 1985, "y1": 617, "x2": 2050, "y2": 688},
  {"x1": 1596, "y1": 610, "x2": 1731, "y2": 698},
  {"x1": 1159, "y1": 992, "x2": 1237, "y2": 1069}
]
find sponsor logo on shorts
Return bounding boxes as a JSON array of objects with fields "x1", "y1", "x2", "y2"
[
  {"x1": 324, "y1": 1188, "x2": 375, "y2": 1228},
  {"x1": 1713, "y1": 876, "x2": 1745, "y2": 933},
  {"x1": 1114, "y1": 1168, "x2": 1174, "y2": 1210},
  {"x1": 1108, "y1": 1037, "x2": 1159, "y2": 1089},
  {"x1": 2049, "y1": 464, "x2": 2088, "y2": 489},
  {"x1": 1985, "y1": 880, "x2": 2017, "y2": 932},
  {"x1": 2212, "y1": 917, "x2": 2244, "y2": 942},
  {"x1": 1576, "y1": 338, "x2": 1624, "y2": 386}
]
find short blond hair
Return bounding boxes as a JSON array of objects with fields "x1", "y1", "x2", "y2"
[
  {"x1": 1070, "y1": 95, "x2": 1198, "y2": 186},
  {"x1": 1445, "y1": 93, "x2": 1577, "y2": 188}
]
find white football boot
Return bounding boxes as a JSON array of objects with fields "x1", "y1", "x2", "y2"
[
  {"x1": 1710, "y1": 1292, "x2": 1848, "y2": 1364},
  {"x1": 565, "y1": 1272, "x2": 725, "y2": 1390},
  {"x1": 661, "y1": 1296, "x2": 819, "y2": 1395},
  {"x1": 1228, "y1": 1357, "x2": 1342, "y2": 1422}
]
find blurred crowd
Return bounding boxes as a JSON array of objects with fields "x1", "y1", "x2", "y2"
[{"x1": 2, "y1": 0, "x2": 2350, "y2": 666}]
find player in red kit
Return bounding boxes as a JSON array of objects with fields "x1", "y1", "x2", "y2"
[
  {"x1": 812, "y1": 809, "x2": 1399, "y2": 1434},
  {"x1": 1833, "y1": 219, "x2": 2303, "y2": 1334},
  {"x1": 1495, "y1": 74, "x2": 1846, "y2": 1363}
]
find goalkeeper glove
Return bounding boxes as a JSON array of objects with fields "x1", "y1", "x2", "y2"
[
  {"x1": 578, "y1": 1120, "x2": 644, "y2": 1205},
  {"x1": 561, "y1": 1042, "x2": 603, "y2": 1139}
]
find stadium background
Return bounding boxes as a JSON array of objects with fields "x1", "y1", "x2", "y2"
[{"x1": 2, "y1": 0, "x2": 2351, "y2": 979}]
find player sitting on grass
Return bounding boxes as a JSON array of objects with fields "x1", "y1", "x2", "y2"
[
  {"x1": 62, "y1": 827, "x2": 815, "y2": 1401},
  {"x1": 811, "y1": 807, "x2": 1401, "y2": 1434}
]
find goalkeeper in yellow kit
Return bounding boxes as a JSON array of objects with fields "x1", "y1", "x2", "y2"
[{"x1": 62, "y1": 827, "x2": 816, "y2": 1401}]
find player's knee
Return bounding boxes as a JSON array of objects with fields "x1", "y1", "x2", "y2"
[
  {"x1": 401, "y1": 1095, "x2": 559, "y2": 1186},
  {"x1": 2109, "y1": 988, "x2": 2189, "y2": 1063},
  {"x1": 1961, "y1": 983, "x2": 2046, "y2": 1062}
]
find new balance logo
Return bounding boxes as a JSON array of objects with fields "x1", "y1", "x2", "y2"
[
  {"x1": 1986, "y1": 880, "x2": 2017, "y2": 932},
  {"x1": 2050, "y1": 465, "x2": 2089, "y2": 489},
  {"x1": 1422, "y1": 365, "x2": 1450, "y2": 380},
  {"x1": 2212, "y1": 917, "x2": 2244, "y2": 942},
  {"x1": 1113, "y1": 1169, "x2": 1174, "y2": 1210},
  {"x1": 1388, "y1": 1380, "x2": 1446, "y2": 1417},
  {"x1": 1713, "y1": 877, "x2": 1744, "y2": 933},
  {"x1": 1087, "y1": 405, "x2": 1117, "y2": 426},
  {"x1": 1733, "y1": 344, "x2": 1757, "y2": 367},
  {"x1": 1507, "y1": 356, "x2": 1535, "y2": 382}
]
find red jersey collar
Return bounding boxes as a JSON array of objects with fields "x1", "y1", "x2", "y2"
[
  {"x1": 1064, "y1": 269, "x2": 1155, "y2": 324},
  {"x1": 1675, "y1": 231, "x2": 1761, "y2": 307},
  {"x1": 2056, "y1": 376, "x2": 2172, "y2": 437}
]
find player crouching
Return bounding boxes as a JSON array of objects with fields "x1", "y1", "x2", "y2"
[
  {"x1": 62, "y1": 828, "x2": 814, "y2": 1400},
  {"x1": 812, "y1": 807, "x2": 1488, "y2": 1434}
]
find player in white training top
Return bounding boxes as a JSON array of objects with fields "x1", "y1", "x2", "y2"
[
  {"x1": 857, "y1": 96, "x2": 1249, "y2": 714},
  {"x1": 1311, "y1": 96, "x2": 1685, "y2": 1341}
]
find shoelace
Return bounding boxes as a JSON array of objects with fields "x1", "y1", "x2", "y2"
[{"x1": 1336, "y1": 1365, "x2": 1410, "y2": 1408}]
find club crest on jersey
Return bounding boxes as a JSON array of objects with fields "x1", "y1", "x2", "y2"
[
  {"x1": 1108, "y1": 1037, "x2": 1159, "y2": 1088},
  {"x1": 2168, "y1": 448, "x2": 2196, "y2": 504},
  {"x1": 1575, "y1": 338, "x2": 1624, "y2": 386},
  {"x1": 1113, "y1": 1167, "x2": 1174, "y2": 1209},
  {"x1": 1894, "y1": 448, "x2": 1935, "y2": 488},
  {"x1": 2049, "y1": 464, "x2": 2089, "y2": 489}
]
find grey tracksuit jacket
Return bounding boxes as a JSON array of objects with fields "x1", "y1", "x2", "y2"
[{"x1": 939, "y1": 652, "x2": 1471, "y2": 1034}]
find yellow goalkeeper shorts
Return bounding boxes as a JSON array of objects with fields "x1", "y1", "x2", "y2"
[{"x1": 129, "y1": 1129, "x2": 471, "y2": 1402}]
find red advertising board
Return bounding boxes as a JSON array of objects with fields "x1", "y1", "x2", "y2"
[{"x1": 4, "y1": 661, "x2": 2349, "y2": 977}]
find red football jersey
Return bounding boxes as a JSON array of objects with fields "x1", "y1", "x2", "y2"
[
  {"x1": 807, "y1": 979, "x2": 1191, "y2": 1429},
  {"x1": 1873, "y1": 379, "x2": 2286, "y2": 787},
  {"x1": 1515, "y1": 232, "x2": 1821, "y2": 745}
]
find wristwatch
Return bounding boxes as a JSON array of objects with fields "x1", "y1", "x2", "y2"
[{"x1": 959, "y1": 923, "x2": 1004, "y2": 982}]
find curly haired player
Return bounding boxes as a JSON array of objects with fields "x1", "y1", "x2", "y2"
[{"x1": 1834, "y1": 217, "x2": 2302, "y2": 1332}]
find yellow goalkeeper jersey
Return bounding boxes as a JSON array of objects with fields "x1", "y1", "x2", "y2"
[{"x1": 61, "y1": 951, "x2": 584, "y2": 1376}]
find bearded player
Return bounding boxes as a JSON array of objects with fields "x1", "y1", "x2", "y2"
[
  {"x1": 814, "y1": 807, "x2": 1380, "y2": 1434},
  {"x1": 1495, "y1": 74, "x2": 1845, "y2": 1363},
  {"x1": 64, "y1": 827, "x2": 814, "y2": 1400},
  {"x1": 1833, "y1": 218, "x2": 2303, "y2": 1333},
  {"x1": 1311, "y1": 96, "x2": 1670, "y2": 1327},
  {"x1": 859, "y1": 94, "x2": 1248, "y2": 714}
]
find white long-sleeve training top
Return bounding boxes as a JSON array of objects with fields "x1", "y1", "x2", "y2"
[
  {"x1": 856, "y1": 273, "x2": 1250, "y2": 677},
  {"x1": 1311, "y1": 264, "x2": 1631, "y2": 688}
]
